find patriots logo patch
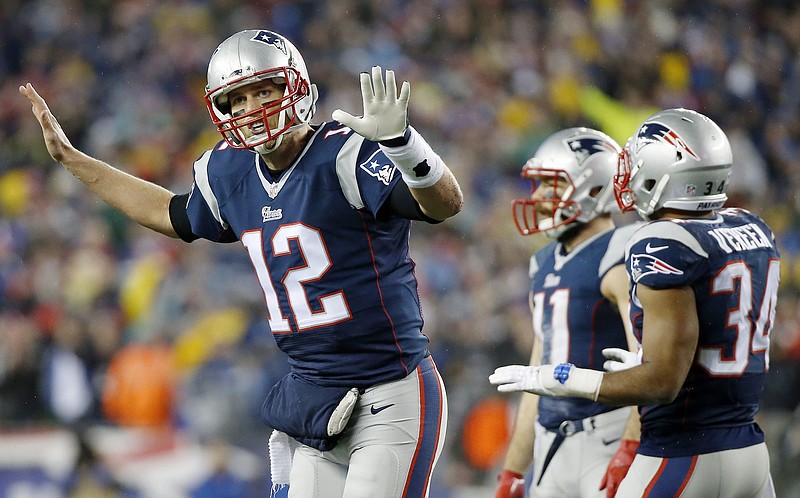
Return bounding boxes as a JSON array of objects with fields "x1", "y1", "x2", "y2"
[
  {"x1": 251, "y1": 30, "x2": 288, "y2": 56},
  {"x1": 630, "y1": 253, "x2": 684, "y2": 283},
  {"x1": 359, "y1": 151, "x2": 397, "y2": 186},
  {"x1": 565, "y1": 137, "x2": 618, "y2": 165},
  {"x1": 636, "y1": 122, "x2": 700, "y2": 160}
]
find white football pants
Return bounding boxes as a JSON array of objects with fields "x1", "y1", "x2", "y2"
[
  {"x1": 531, "y1": 407, "x2": 631, "y2": 498},
  {"x1": 287, "y1": 356, "x2": 448, "y2": 498},
  {"x1": 616, "y1": 442, "x2": 774, "y2": 498}
]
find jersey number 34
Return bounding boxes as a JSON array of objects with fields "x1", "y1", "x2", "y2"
[{"x1": 700, "y1": 259, "x2": 780, "y2": 376}]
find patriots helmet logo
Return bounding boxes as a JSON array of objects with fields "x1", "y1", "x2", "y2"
[
  {"x1": 629, "y1": 253, "x2": 684, "y2": 283},
  {"x1": 636, "y1": 122, "x2": 700, "y2": 160},
  {"x1": 251, "y1": 30, "x2": 289, "y2": 56},
  {"x1": 566, "y1": 137, "x2": 618, "y2": 166}
]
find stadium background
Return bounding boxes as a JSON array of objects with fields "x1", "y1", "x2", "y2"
[{"x1": 1, "y1": 0, "x2": 799, "y2": 496}]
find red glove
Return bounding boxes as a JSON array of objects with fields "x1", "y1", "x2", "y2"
[
  {"x1": 599, "y1": 439, "x2": 639, "y2": 498},
  {"x1": 495, "y1": 470, "x2": 525, "y2": 498}
]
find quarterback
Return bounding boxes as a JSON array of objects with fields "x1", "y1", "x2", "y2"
[{"x1": 22, "y1": 29, "x2": 463, "y2": 498}]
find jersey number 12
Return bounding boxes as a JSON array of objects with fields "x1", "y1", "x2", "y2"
[{"x1": 242, "y1": 225, "x2": 352, "y2": 334}]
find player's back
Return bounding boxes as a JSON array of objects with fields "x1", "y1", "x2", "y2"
[{"x1": 625, "y1": 208, "x2": 780, "y2": 457}]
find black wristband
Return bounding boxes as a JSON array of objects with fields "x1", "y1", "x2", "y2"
[{"x1": 378, "y1": 127, "x2": 412, "y2": 147}]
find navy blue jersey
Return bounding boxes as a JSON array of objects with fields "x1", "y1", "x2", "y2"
[
  {"x1": 532, "y1": 224, "x2": 638, "y2": 430},
  {"x1": 184, "y1": 122, "x2": 428, "y2": 388},
  {"x1": 626, "y1": 208, "x2": 780, "y2": 457}
]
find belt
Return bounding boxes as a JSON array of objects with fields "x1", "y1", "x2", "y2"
[
  {"x1": 554, "y1": 416, "x2": 596, "y2": 437},
  {"x1": 536, "y1": 410, "x2": 621, "y2": 485}
]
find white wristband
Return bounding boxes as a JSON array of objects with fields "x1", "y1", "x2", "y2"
[
  {"x1": 379, "y1": 126, "x2": 445, "y2": 189},
  {"x1": 543, "y1": 363, "x2": 604, "y2": 402}
]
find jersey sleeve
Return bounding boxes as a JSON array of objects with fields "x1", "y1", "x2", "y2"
[
  {"x1": 598, "y1": 222, "x2": 643, "y2": 280},
  {"x1": 625, "y1": 220, "x2": 709, "y2": 289},
  {"x1": 334, "y1": 132, "x2": 403, "y2": 219},
  {"x1": 184, "y1": 149, "x2": 238, "y2": 243}
]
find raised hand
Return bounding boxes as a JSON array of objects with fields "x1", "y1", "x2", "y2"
[
  {"x1": 19, "y1": 83, "x2": 75, "y2": 164},
  {"x1": 331, "y1": 66, "x2": 409, "y2": 142}
]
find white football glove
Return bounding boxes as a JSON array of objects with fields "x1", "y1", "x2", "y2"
[
  {"x1": 332, "y1": 66, "x2": 409, "y2": 142},
  {"x1": 489, "y1": 363, "x2": 603, "y2": 401},
  {"x1": 490, "y1": 364, "x2": 548, "y2": 394},
  {"x1": 327, "y1": 387, "x2": 359, "y2": 437},
  {"x1": 602, "y1": 348, "x2": 642, "y2": 372}
]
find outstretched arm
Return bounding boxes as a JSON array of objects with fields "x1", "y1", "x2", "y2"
[
  {"x1": 490, "y1": 285, "x2": 698, "y2": 407},
  {"x1": 19, "y1": 83, "x2": 179, "y2": 238},
  {"x1": 331, "y1": 67, "x2": 463, "y2": 221}
]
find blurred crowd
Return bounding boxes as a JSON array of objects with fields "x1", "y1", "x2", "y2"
[{"x1": 1, "y1": 0, "x2": 800, "y2": 496}]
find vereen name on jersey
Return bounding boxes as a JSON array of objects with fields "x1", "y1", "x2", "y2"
[{"x1": 708, "y1": 222, "x2": 773, "y2": 254}]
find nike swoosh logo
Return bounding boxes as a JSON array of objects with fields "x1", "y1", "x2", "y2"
[
  {"x1": 370, "y1": 403, "x2": 394, "y2": 415},
  {"x1": 645, "y1": 242, "x2": 669, "y2": 254},
  {"x1": 602, "y1": 436, "x2": 622, "y2": 446}
]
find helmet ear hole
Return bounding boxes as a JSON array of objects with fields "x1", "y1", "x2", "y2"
[{"x1": 643, "y1": 179, "x2": 656, "y2": 192}]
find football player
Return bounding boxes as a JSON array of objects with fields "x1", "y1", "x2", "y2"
[
  {"x1": 21, "y1": 29, "x2": 463, "y2": 498},
  {"x1": 491, "y1": 109, "x2": 777, "y2": 497},
  {"x1": 496, "y1": 128, "x2": 641, "y2": 498}
]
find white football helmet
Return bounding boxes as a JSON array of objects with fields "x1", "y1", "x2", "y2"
[
  {"x1": 512, "y1": 128, "x2": 621, "y2": 238},
  {"x1": 614, "y1": 108, "x2": 732, "y2": 220},
  {"x1": 204, "y1": 30, "x2": 318, "y2": 154}
]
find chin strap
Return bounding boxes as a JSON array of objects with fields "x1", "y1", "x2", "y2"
[{"x1": 254, "y1": 134, "x2": 284, "y2": 155}]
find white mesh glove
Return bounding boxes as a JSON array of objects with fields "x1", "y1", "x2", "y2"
[
  {"x1": 332, "y1": 66, "x2": 409, "y2": 142},
  {"x1": 489, "y1": 363, "x2": 603, "y2": 401},
  {"x1": 602, "y1": 348, "x2": 642, "y2": 372}
]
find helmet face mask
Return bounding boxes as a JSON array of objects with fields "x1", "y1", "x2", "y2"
[
  {"x1": 613, "y1": 147, "x2": 636, "y2": 212},
  {"x1": 614, "y1": 108, "x2": 732, "y2": 220},
  {"x1": 513, "y1": 163, "x2": 581, "y2": 236},
  {"x1": 512, "y1": 128, "x2": 621, "y2": 239},
  {"x1": 204, "y1": 30, "x2": 318, "y2": 153}
]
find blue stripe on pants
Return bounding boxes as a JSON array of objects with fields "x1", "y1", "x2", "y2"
[
  {"x1": 403, "y1": 357, "x2": 444, "y2": 497},
  {"x1": 645, "y1": 455, "x2": 697, "y2": 497}
]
